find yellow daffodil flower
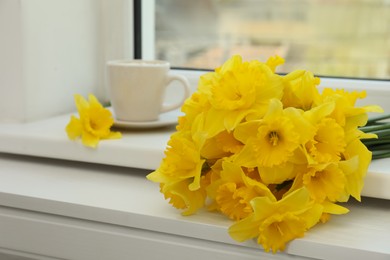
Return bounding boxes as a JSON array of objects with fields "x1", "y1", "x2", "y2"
[
  {"x1": 147, "y1": 131, "x2": 206, "y2": 191},
  {"x1": 258, "y1": 162, "x2": 297, "y2": 185},
  {"x1": 147, "y1": 132, "x2": 208, "y2": 215},
  {"x1": 178, "y1": 91, "x2": 211, "y2": 132},
  {"x1": 207, "y1": 160, "x2": 274, "y2": 220},
  {"x1": 199, "y1": 55, "x2": 284, "y2": 137},
  {"x1": 342, "y1": 139, "x2": 372, "y2": 201},
  {"x1": 147, "y1": 54, "x2": 381, "y2": 253},
  {"x1": 200, "y1": 130, "x2": 243, "y2": 160},
  {"x1": 282, "y1": 70, "x2": 321, "y2": 111},
  {"x1": 66, "y1": 94, "x2": 121, "y2": 148},
  {"x1": 265, "y1": 55, "x2": 285, "y2": 73},
  {"x1": 305, "y1": 117, "x2": 346, "y2": 164},
  {"x1": 229, "y1": 188, "x2": 323, "y2": 253},
  {"x1": 303, "y1": 163, "x2": 347, "y2": 202},
  {"x1": 159, "y1": 180, "x2": 206, "y2": 216},
  {"x1": 233, "y1": 99, "x2": 302, "y2": 168},
  {"x1": 320, "y1": 88, "x2": 382, "y2": 126}
]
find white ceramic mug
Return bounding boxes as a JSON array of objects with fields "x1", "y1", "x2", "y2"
[{"x1": 107, "y1": 60, "x2": 191, "y2": 122}]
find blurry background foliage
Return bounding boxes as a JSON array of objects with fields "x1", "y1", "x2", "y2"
[{"x1": 155, "y1": 0, "x2": 390, "y2": 80}]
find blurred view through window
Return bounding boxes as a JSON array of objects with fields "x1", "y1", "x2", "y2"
[{"x1": 155, "y1": 0, "x2": 390, "y2": 79}]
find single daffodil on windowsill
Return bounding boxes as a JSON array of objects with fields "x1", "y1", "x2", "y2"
[{"x1": 66, "y1": 94, "x2": 121, "y2": 148}]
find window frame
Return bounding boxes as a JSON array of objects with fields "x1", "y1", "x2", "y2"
[{"x1": 134, "y1": 0, "x2": 155, "y2": 59}]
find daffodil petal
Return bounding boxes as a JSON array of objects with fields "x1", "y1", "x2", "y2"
[
  {"x1": 228, "y1": 214, "x2": 260, "y2": 242},
  {"x1": 74, "y1": 94, "x2": 89, "y2": 116},
  {"x1": 322, "y1": 200, "x2": 349, "y2": 215},
  {"x1": 66, "y1": 116, "x2": 82, "y2": 140},
  {"x1": 81, "y1": 130, "x2": 100, "y2": 148},
  {"x1": 106, "y1": 131, "x2": 122, "y2": 140}
]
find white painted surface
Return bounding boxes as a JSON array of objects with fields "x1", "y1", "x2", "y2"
[
  {"x1": 0, "y1": 0, "x2": 24, "y2": 123},
  {"x1": 0, "y1": 112, "x2": 170, "y2": 170},
  {"x1": 0, "y1": 0, "x2": 133, "y2": 123},
  {"x1": 141, "y1": 0, "x2": 156, "y2": 59},
  {"x1": 0, "y1": 154, "x2": 389, "y2": 259}
]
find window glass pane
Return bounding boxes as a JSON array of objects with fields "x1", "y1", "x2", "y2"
[{"x1": 155, "y1": 0, "x2": 390, "y2": 79}]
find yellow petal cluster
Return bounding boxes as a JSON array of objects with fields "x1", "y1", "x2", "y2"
[
  {"x1": 146, "y1": 55, "x2": 382, "y2": 252},
  {"x1": 66, "y1": 94, "x2": 121, "y2": 148}
]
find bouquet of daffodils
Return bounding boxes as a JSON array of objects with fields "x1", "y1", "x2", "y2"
[{"x1": 147, "y1": 55, "x2": 383, "y2": 253}]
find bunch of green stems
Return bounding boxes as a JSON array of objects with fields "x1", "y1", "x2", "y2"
[{"x1": 361, "y1": 114, "x2": 390, "y2": 160}]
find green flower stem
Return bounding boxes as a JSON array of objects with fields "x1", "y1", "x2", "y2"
[
  {"x1": 366, "y1": 129, "x2": 390, "y2": 138},
  {"x1": 367, "y1": 114, "x2": 390, "y2": 124},
  {"x1": 364, "y1": 143, "x2": 390, "y2": 151},
  {"x1": 362, "y1": 138, "x2": 390, "y2": 146},
  {"x1": 360, "y1": 114, "x2": 390, "y2": 159},
  {"x1": 359, "y1": 123, "x2": 390, "y2": 133},
  {"x1": 372, "y1": 150, "x2": 390, "y2": 160}
]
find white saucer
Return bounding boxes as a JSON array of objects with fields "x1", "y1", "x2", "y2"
[{"x1": 113, "y1": 109, "x2": 182, "y2": 129}]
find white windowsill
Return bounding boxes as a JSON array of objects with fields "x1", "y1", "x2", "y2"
[{"x1": 0, "y1": 153, "x2": 389, "y2": 260}]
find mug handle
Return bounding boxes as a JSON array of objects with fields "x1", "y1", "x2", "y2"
[{"x1": 161, "y1": 74, "x2": 191, "y2": 112}]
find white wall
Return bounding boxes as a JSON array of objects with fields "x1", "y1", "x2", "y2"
[
  {"x1": 0, "y1": 0, "x2": 24, "y2": 123},
  {"x1": 0, "y1": 0, "x2": 133, "y2": 123}
]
